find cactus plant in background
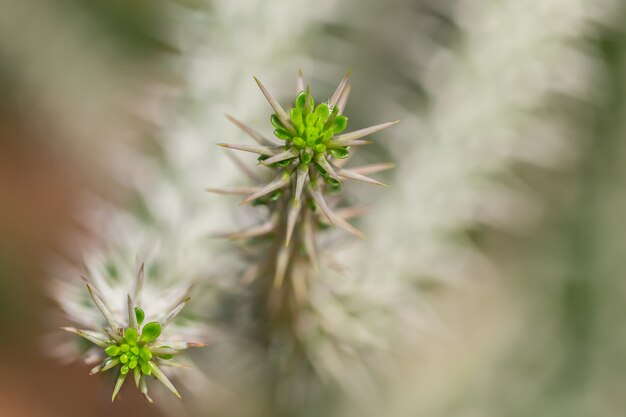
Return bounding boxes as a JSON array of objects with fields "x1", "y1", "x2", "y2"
[{"x1": 54, "y1": 249, "x2": 207, "y2": 403}]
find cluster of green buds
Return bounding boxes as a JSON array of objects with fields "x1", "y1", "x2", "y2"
[
  {"x1": 265, "y1": 84, "x2": 350, "y2": 190},
  {"x1": 99, "y1": 314, "x2": 178, "y2": 401},
  {"x1": 62, "y1": 264, "x2": 202, "y2": 403},
  {"x1": 211, "y1": 70, "x2": 397, "y2": 286}
]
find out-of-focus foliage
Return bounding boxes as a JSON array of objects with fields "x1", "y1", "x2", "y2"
[
  {"x1": 350, "y1": 2, "x2": 626, "y2": 417},
  {"x1": 2, "y1": 0, "x2": 626, "y2": 417},
  {"x1": 0, "y1": 0, "x2": 182, "y2": 181}
]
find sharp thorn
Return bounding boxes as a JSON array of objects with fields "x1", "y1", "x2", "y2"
[
  {"x1": 350, "y1": 162, "x2": 396, "y2": 175},
  {"x1": 274, "y1": 246, "x2": 290, "y2": 288},
  {"x1": 285, "y1": 198, "x2": 301, "y2": 247},
  {"x1": 205, "y1": 186, "x2": 258, "y2": 195},
  {"x1": 253, "y1": 76, "x2": 296, "y2": 135},
  {"x1": 308, "y1": 185, "x2": 334, "y2": 224},
  {"x1": 337, "y1": 83, "x2": 351, "y2": 115},
  {"x1": 260, "y1": 148, "x2": 298, "y2": 166},
  {"x1": 149, "y1": 361, "x2": 181, "y2": 399},
  {"x1": 315, "y1": 155, "x2": 342, "y2": 182},
  {"x1": 217, "y1": 143, "x2": 278, "y2": 156},
  {"x1": 333, "y1": 120, "x2": 399, "y2": 142},
  {"x1": 318, "y1": 206, "x2": 370, "y2": 224},
  {"x1": 296, "y1": 68, "x2": 304, "y2": 93},
  {"x1": 112, "y1": 372, "x2": 128, "y2": 402},
  {"x1": 239, "y1": 175, "x2": 289, "y2": 206},
  {"x1": 161, "y1": 296, "x2": 190, "y2": 329},
  {"x1": 214, "y1": 221, "x2": 275, "y2": 240},
  {"x1": 225, "y1": 113, "x2": 278, "y2": 146},
  {"x1": 133, "y1": 262, "x2": 144, "y2": 303},
  {"x1": 337, "y1": 168, "x2": 387, "y2": 186},
  {"x1": 84, "y1": 282, "x2": 120, "y2": 333},
  {"x1": 328, "y1": 139, "x2": 372, "y2": 147},
  {"x1": 295, "y1": 164, "x2": 309, "y2": 201},
  {"x1": 328, "y1": 70, "x2": 352, "y2": 109},
  {"x1": 61, "y1": 327, "x2": 110, "y2": 348},
  {"x1": 334, "y1": 215, "x2": 366, "y2": 240},
  {"x1": 127, "y1": 294, "x2": 138, "y2": 330}
]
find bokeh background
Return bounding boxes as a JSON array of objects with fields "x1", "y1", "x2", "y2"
[{"x1": 1, "y1": 0, "x2": 626, "y2": 416}]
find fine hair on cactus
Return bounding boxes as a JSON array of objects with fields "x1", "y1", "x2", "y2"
[
  {"x1": 57, "y1": 256, "x2": 205, "y2": 403},
  {"x1": 3, "y1": 1, "x2": 624, "y2": 416},
  {"x1": 54, "y1": 69, "x2": 398, "y2": 413},
  {"x1": 210, "y1": 70, "x2": 397, "y2": 322}
]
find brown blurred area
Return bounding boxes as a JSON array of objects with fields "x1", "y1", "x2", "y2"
[
  {"x1": 0, "y1": 0, "x2": 180, "y2": 415},
  {"x1": 0, "y1": 98, "x2": 165, "y2": 417},
  {"x1": 0, "y1": 126, "x2": 156, "y2": 417}
]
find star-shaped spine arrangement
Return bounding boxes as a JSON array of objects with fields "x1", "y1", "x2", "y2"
[
  {"x1": 209, "y1": 70, "x2": 398, "y2": 287},
  {"x1": 61, "y1": 263, "x2": 203, "y2": 402}
]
